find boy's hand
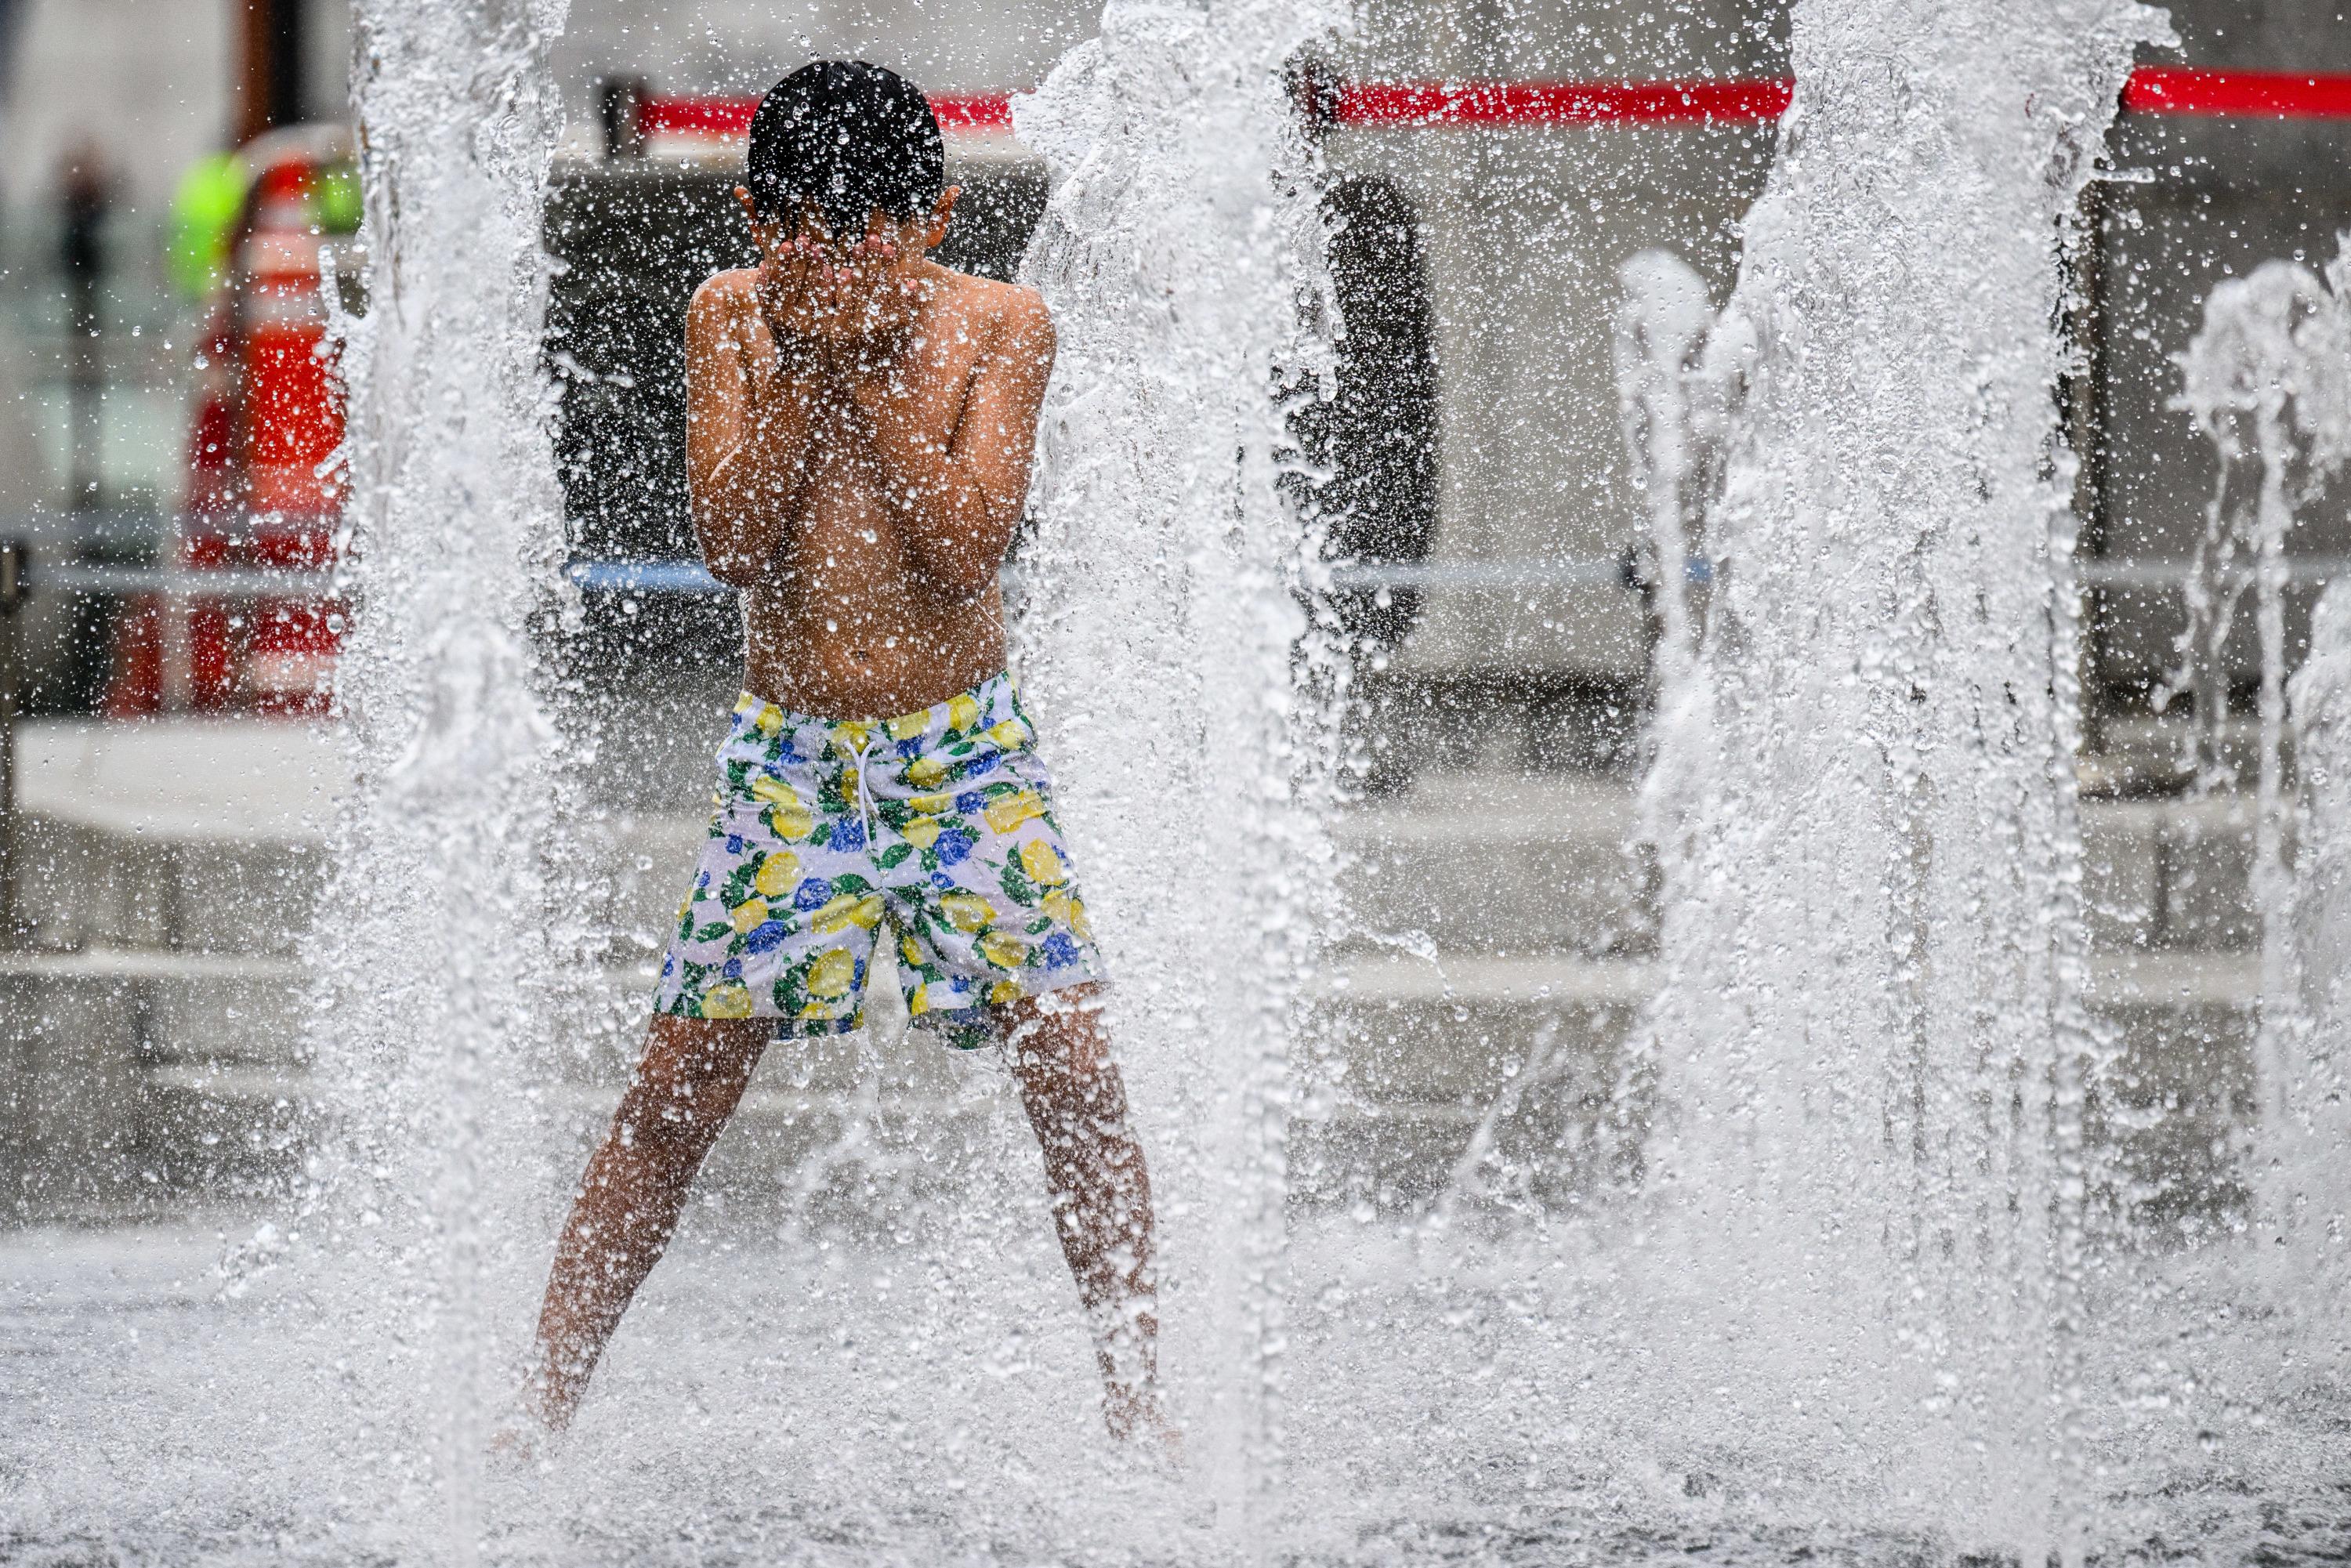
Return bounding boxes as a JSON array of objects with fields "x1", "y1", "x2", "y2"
[{"x1": 734, "y1": 186, "x2": 923, "y2": 354}]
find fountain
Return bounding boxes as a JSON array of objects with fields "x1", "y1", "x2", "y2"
[
  {"x1": 1616, "y1": 0, "x2": 2163, "y2": 1552},
  {"x1": 2172, "y1": 240, "x2": 2351, "y2": 1326},
  {"x1": 305, "y1": 0, "x2": 581, "y2": 1551},
  {"x1": 1012, "y1": 0, "x2": 1344, "y2": 1526},
  {"x1": 18, "y1": 0, "x2": 2351, "y2": 1562}
]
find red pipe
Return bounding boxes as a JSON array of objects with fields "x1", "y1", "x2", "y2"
[
  {"x1": 1331, "y1": 77, "x2": 1793, "y2": 126},
  {"x1": 637, "y1": 92, "x2": 1012, "y2": 139},
  {"x1": 634, "y1": 66, "x2": 2351, "y2": 142},
  {"x1": 2121, "y1": 65, "x2": 2351, "y2": 118}
]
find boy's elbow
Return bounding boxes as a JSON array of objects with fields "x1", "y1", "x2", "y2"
[{"x1": 704, "y1": 553, "x2": 770, "y2": 590}]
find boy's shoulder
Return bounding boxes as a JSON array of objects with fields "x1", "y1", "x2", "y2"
[
  {"x1": 689, "y1": 265, "x2": 762, "y2": 314},
  {"x1": 934, "y1": 266, "x2": 1052, "y2": 341}
]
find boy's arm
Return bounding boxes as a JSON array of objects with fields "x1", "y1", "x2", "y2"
[
  {"x1": 685, "y1": 277, "x2": 817, "y2": 588},
  {"x1": 865, "y1": 290, "x2": 1055, "y2": 596}
]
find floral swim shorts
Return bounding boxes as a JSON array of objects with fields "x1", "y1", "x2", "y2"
[{"x1": 652, "y1": 672, "x2": 1107, "y2": 1048}]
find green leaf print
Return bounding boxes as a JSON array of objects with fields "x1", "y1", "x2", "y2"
[
  {"x1": 722, "y1": 862, "x2": 758, "y2": 906},
  {"x1": 694, "y1": 922, "x2": 734, "y2": 943},
  {"x1": 1025, "y1": 915, "x2": 1052, "y2": 936},
  {"x1": 1000, "y1": 858, "x2": 1037, "y2": 907},
  {"x1": 877, "y1": 842, "x2": 913, "y2": 871},
  {"x1": 980, "y1": 780, "x2": 1020, "y2": 800},
  {"x1": 831, "y1": 872, "x2": 874, "y2": 895},
  {"x1": 918, "y1": 846, "x2": 940, "y2": 875}
]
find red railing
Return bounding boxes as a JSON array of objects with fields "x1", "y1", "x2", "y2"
[
  {"x1": 1331, "y1": 77, "x2": 1793, "y2": 126},
  {"x1": 2121, "y1": 65, "x2": 2351, "y2": 118},
  {"x1": 638, "y1": 91, "x2": 1013, "y2": 139},
  {"x1": 637, "y1": 66, "x2": 2351, "y2": 140}
]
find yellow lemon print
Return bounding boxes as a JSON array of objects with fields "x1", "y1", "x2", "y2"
[
  {"x1": 908, "y1": 792, "x2": 955, "y2": 815},
  {"x1": 811, "y1": 893, "x2": 885, "y2": 936},
  {"x1": 1068, "y1": 897, "x2": 1093, "y2": 941},
  {"x1": 988, "y1": 979, "x2": 1023, "y2": 1005},
  {"x1": 985, "y1": 718, "x2": 1027, "y2": 750},
  {"x1": 904, "y1": 755, "x2": 947, "y2": 788},
  {"x1": 676, "y1": 893, "x2": 694, "y2": 924},
  {"x1": 939, "y1": 891, "x2": 993, "y2": 932},
  {"x1": 984, "y1": 791, "x2": 1045, "y2": 834},
  {"x1": 902, "y1": 817, "x2": 943, "y2": 849},
  {"x1": 764, "y1": 800, "x2": 814, "y2": 842},
  {"x1": 900, "y1": 932, "x2": 924, "y2": 967},
  {"x1": 730, "y1": 897, "x2": 770, "y2": 934},
  {"x1": 755, "y1": 705, "x2": 784, "y2": 737},
  {"x1": 830, "y1": 720, "x2": 874, "y2": 755},
  {"x1": 947, "y1": 693, "x2": 982, "y2": 734},
  {"x1": 700, "y1": 982, "x2": 754, "y2": 1019},
  {"x1": 980, "y1": 930, "x2": 1028, "y2": 970},
  {"x1": 886, "y1": 709, "x2": 929, "y2": 741},
  {"x1": 806, "y1": 947, "x2": 857, "y2": 999},
  {"x1": 753, "y1": 851, "x2": 801, "y2": 897},
  {"x1": 1017, "y1": 839, "x2": 1069, "y2": 886},
  {"x1": 907, "y1": 985, "x2": 930, "y2": 1016}
]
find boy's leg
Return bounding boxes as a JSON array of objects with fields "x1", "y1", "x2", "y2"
[
  {"x1": 1001, "y1": 984, "x2": 1165, "y2": 1439},
  {"x1": 527, "y1": 1013, "x2": 772, "y2": 1429}
]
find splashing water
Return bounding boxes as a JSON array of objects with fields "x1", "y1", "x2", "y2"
[
  {"x1": 1013, "y1": 0, "x2": 1343, "y2": 1524},
  {"x1": 304, "y1": 0, "x2": 579, "y2": 1550},
  {"x1": 1629, "y1": 0, "x2": 2164, "y2": 1552},
  {"x1": 29, "y1": 0, "x2": 2351, "y2": 1563},
  {"x1": 2172, "y1": 239, "x2": 2351, "y2": 1290}
]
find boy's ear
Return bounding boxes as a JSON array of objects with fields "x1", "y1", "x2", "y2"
[
  {"x1": 925, "y1": 186, "x2": 959, "y2": 248},
  {"x1": 734, "y1": 185, "x2": 774, "y2": 252}
]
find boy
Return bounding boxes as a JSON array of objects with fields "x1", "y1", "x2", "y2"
[{"x1": 523, "y1": 60, "x2": 1163, "y2": 1444}]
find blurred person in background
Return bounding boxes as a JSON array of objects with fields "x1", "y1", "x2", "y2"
[{"x1": 55, "y1": 139, "x2": 108, "y2": 512}]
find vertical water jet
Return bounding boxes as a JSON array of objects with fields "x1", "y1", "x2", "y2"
[
  {"x1": 1635, "y1": 0, "x2": 2166, "y2": 1551},
  {"x1": 1012, "y1": 0, "x2": 1342, "y2": 1530},
  {"x1": 2174, "y1": 243, "x2": 2351, "y2": 1285},
  {"x1": 306, "y1": 0, "x2": 575, "y2": 1552}
]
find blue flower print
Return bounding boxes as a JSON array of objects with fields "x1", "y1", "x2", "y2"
[
  {"x1": 1041, "y1": 932, "x2": 1081, "y2": 969},
  {"x1": 895, "y1": 737, "x2": 923, "y2": 760},
  {"x1": 725, "y1": 833, "x2": 744, "y2": 855},
  {"x1": 744, "y1": 920, "x2": 789, "y2": 955},
  {"x1": 935, "y1": 827, "x2": 975, "y2": 867},
  {"x1": 723, "y1": 957, "x2": 744, "y2": 980},
  {"x1": 834, "y1": 817, "x2": 867, "y2": 853},
  {"x1": 955, "y1": 791, "x2": 984, "y2": 816},
  {"x1": 794, "y1": 877, "x2": 833, "y2": 911}
]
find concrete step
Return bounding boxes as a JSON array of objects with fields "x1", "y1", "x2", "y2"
[
  {"x1": 0, "y1": 937, "x2": 2259, "y2": 1216},
  {"x1": 11, "y1": 720, "x2": 2281, "y2": 967},
  {"x1": 0, "y1": 718, "x2": 2285, "y2": 1220}
]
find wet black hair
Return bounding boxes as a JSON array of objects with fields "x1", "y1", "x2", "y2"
[{"x1": 744, "y1": 60, "x2": 946, "y2": 239}]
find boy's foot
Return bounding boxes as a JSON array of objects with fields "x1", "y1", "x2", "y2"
[
  {"x1": 485, "y1": 1420, "x2": 540, "y2": 1477},
  {"x1": 1106, "y1": 1388, "x2": 1184, "y2": 1472},
  {"x1": 486, "y1": 1397, "x2": 564, "y2": 1478}
]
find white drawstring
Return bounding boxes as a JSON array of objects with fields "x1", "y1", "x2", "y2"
[{"x1": 848, "y1": 734, "x2": 880, "y2": 846}]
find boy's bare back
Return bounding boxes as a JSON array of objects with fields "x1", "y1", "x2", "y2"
[{"x1": 685, "y1": 227, "x2": 1055, "y2": 721}]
